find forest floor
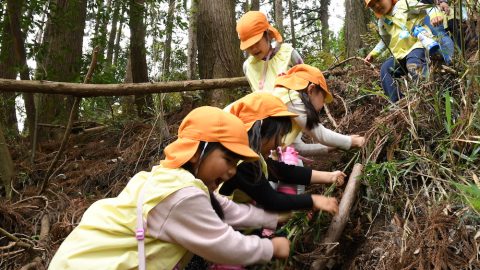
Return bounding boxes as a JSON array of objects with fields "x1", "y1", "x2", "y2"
[{"x1": 1, "y1": 58, "x2": 479, "y2": 270}]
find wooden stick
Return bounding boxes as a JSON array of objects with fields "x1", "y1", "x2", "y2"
[
  {"x1": 311, "y1": 163, "x2": 364, "y2": 270},
  {"x1": 0, "y1": 227, "x2": 31, "y2": 249},
  {"x1": 0, "y1": 76, "x2": 250, "y2": 97}
]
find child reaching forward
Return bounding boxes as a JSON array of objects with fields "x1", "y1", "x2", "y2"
[
  {"x1": 49, "y1": 107, "x2": 290, "y2": 270},
  {"x1": 236, "y1": 11, "x2": 303, "y2": 92},
  {"x1": 364, "y1": 0, "x2": 444, "y2": 102},
  {"x1": 273, "y1": 64, "x2": 365, "y2": 157},
  {"x1": 219, "y1": 92, "x2": 344, "y2": 213}
]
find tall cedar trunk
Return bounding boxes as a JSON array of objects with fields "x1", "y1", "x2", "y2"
[
  {"x1": 106, "y1": 1, "x2": 120, "y2": 66},
  {"x1": 121, "y1": 52, "x2": 136, "y2": 116},
  {"x1": 274, "y1": 0, "x2": 284, "y2": 35},
  {"x1": 197, "y1": 0, "x2": 243, "y2": 107},
  {"x1": 345, "y1": 0, "x2": 368, "y2": 57},
  {"x1": 92, "y1": 0, "x2": 110, "y2": 52},
  {"x1": 319, "y1": 0, "x2": 330, "y2": 52},
  {"x1": 7, "y1": 0, "x2": 36, "y2": 139},
  {"x1": 162, "y1": 0, "x2": 176, "y2": 80},
  {"x1": 187, "y1": 0, "x2": 198, "y2": 80},
  {"x1": 129, "y1": 0, "x2": 153, "y2": 118},
  {"x1": 0, "y1": 5, "x2": 19, "y2": 134},
  {"x1": 0, "y1": 124, "x2": 14, "y2": 199},
  {"x1": 113, "y1": 4, "x2": 125, "y2": 66},
  {"x1": 288, "y1": 0, "x2": 296, "y2": 48},
  {"x1": 37, "y1": 0, "x2": 87, "y2": 134},
  {"x1": 250, "y1": 0, "x2": 260, "y2": 11}
]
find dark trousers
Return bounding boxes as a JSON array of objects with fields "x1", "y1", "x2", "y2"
[{"x1": 380, "y1": 48, "x2": 426, "y2": 102}]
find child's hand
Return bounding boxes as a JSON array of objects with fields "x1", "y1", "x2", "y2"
[
  {"x1": 311, "y1": 195, "x2": 339, "y2": 215},
  {"x1": 364, "y1": 54, "x2": 374, "y2": 63},
  {"x1": 329, "y1": 171, "x2": 346, "y2": 186},
  {"x1": 430, "y1": 15, "x2": 444, "y2": 26},
  {"x1": 350, "y1": 135, "x2": 366, "y2": 148},
  {"x1": 271, "y1": 237, "x2": 290, "y2": 258}
]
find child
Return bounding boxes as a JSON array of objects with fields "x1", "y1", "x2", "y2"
[
  {"x1": 236, "y1": 11, "x2": 303, "y2": 92},
  {"x1": 48, "y1": 107, "x2": 290, "y2": 270},
  {"x1": 219, "y1": 92, "x2": 344, "y2": 213},
  {"x1": 364, "y1": 0, "x2": 444, "y2": 102},
  {"x1": 272, "y1": 64, "x2": 365, "y2": 157}
]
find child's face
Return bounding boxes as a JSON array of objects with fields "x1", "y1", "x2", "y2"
[
  {"x1": 245, "y1": 36, "x2": 271, "y2": 60},
  {"x1": 195, "y1": 148, "x2": 240, "y2": 192},
  {"x1": 260, "y1": 136, "x2": 279, "y2": 158},
  {"x1": 368, "y1": 0, "x2": 393, "y2": 15},
  {"x1": 307, "y1": 84, "x2": 326, "y2": 112}
]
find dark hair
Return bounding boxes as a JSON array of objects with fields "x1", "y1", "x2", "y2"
[
  {"x1": 298, "y1": 83, "x2": 326, "y2": 130},
  {"x1": 248, "y1": 116, "x2": 293, "y2": 182},
  {"x1": 182, "y1": 142, "x2": 243, "y2": 220}
]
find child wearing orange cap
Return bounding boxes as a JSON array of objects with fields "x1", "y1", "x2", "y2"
[
  {"x1": 236, "y1": 11, "x2": 303, "y2": 92},
  {"x1": 273, "y1": 64, "x2": 365, "y2": 155},
  {"x1": 363, "y1": 0, "x2": 444, "y2": 102},
  {"x1": 219, "y1": 92, "x2": 344, "y2": 213},
  {"x1": 49, "y1": 107, "x2": 290, "y2": 270}
]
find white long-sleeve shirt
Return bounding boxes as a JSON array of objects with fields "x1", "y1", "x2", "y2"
[
  {"x1": 287, "y1": 98, "x2": 352, "y2": 154},
  {"x1": 147, "y1": 186, "x2": 278, "y2": 265}
]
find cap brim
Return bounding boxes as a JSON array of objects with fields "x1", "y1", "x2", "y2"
[
  {"x1": 222, "y1": 141, "x2": 259, "y2": 162},
  {"x1": 161, "y1": 138, "x2": 200, "y2": 169},
  {"x1": 325, "y1": 93, "x2": 334, "y2": 103},
  {"x1": 275, "y1": 75, "x2": 310, "y2": 91},
  {"x1": 240, "y1": 32, "x2": 264, "y2": 50}
]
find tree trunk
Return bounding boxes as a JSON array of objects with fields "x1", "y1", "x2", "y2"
[
  {"x1": 197, "y1": 0, "x2": 244, "y2": 107},
  {"x1": 250, "y1": 0, "x2": 260, "y2": 11},
  {"x1": 0, "y1": 124, "x2": 14, "y2": 199},
  {"x1": 274, "y1": 0, "x2": 284, "y2": 35},
  {"x1": 344, "y1": 0, "x2": 368, "y2": 57},
  {"x1": 121, "y1": 52, "x2": 136, "y2": 116},
  {"x1": 319, "y1": 0, "x2": 330, "y2": 52},
  {"x1": 0, "y1": 4, "x2": 18, "y2": 134},
  {"x1": 162, "y1": 0, "x2": 176, "y2": 80},
  {"x1": 106, "y1": 1, "x2": 120, "y2": 66},
  {"x1": 129, "y1": 0, "x2": 153, "y2": 118},
  {"x1": 7, "y1": 0, "x2": 36, "y2": 139},
  {"x1": 288, "y1": 0, "x2": 296, "y2": 48},
  {"x1": 36, "y1": 0, "x2": 87, "y2": 132},
  {"x1": 187, "y1": 0, "x2": 198, "y2": 80},
  {"x1": 113, "y1": 4, "x2": 125, "y2": 67}
]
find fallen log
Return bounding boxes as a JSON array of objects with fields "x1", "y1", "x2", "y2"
[
  {"x1": 0, "y1": 77, "x2": 250, "y2": 97},
  {"x1": 311, "y1": 163, "x2": 364, "y2": 270}
]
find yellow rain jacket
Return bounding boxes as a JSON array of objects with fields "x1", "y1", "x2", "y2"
[
  {"x1": 370, "y1": 0, "x2": 443, "y2": 59},
  {"x1": 271, "y1": 86, "x2": 303, "y2": 146},
  {"x1": 49, "y1": 166, "x2": 208, "y2": 270},
  {"x1": 244, "y1": 43, "x2": 294, "y2": 92}
]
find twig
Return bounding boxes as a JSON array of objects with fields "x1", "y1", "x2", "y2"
[
  {"x1": 326, "y1": 56, "x2": 376, "y2": 71},
  {"x1": 323, "y1": 104, "x2": 338, "y2": 129},
  {"x1": 0, "y1": 227, "x2": 32, "y2": 249},
  {"x1": 19, "y1": 257, "x2": 44, "y2": 270},
  {"x1": 39, "y1": 46, "x2": 100, "y2": 194}
]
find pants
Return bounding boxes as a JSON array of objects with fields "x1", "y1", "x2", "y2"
[
  {"x1": 424, "y1": 15, "x2": 454, "y2": 64},
  {"x1": 380, "y1": 48, "x2": 426, "y2": 102}
]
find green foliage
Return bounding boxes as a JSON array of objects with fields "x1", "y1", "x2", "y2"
[{"x1": 453, "y1": 182, "x2": 480, "y2": 212}]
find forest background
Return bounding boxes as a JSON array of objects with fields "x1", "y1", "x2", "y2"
[{"x1": 0, "y1": 0, "x2": 479, "y2": 269}]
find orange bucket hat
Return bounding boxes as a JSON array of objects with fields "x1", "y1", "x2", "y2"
[
  {"x1": 228, "y1": 92, "x2": 298, "y2": 131},
  {"x1": 236, "y1": 11, "x2": 283, "y2": 50},
  {"x1": 161, "y1": 106, "x2": 259, "y2": 169},
  {"x1": 274, "y1": 64, "x2": 333, "y2": 103}
]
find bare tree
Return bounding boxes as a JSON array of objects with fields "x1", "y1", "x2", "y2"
[
  {"x1": 106, "y1": 1, "x2": 121, "y2": 65},
  {"x1": 319, "y1": 0, "x2": 330, "y2": 52},
  {"x1": 288, "y1": 0, "x2": 296, "y2": 48},
  {"x1": 113, "y1": 4, "x2": 126, "y2": 66},
  {"x1": 274, "y1": 0, "x2": 284, "y2": 35},
  {"x1": 129, "y1": 0, "x2": 154, "y2": 118},
  {"x1": 344, "y1": 0, "x2": 368, "y2": 57},
  {"x1": 250, "y1": 0, "x2": 260, "y2": 11},
  {"x1": 162, "y1": 0, "x2": 176, "y2": 80},
  {"x1": 187, "y1": 0, "x2": 198, "y2": 80},
  {"x1": 0, "y1": 124, "x2": 14, "y2": 199},
  {"x1": 197, "y1": 0, "x2": 244, "y2": 107}
]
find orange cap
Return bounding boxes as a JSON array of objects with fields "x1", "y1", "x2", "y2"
[
  {"x1": 228, "y1": 92, "x2": 298, "y2": 130},
  {"x1": 161, "y1": 106, "x2": 259, "y2": 168},
  {"x1": 274, "y1": 64, "x2": 333, "y2": 103},
  {"x1": 236, "y1": 11, "x2": 283, "y2": 50}
]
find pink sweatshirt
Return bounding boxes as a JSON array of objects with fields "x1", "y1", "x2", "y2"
[{"x1": 146, "y1": 186, "x2": 278, "y2": 265}]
